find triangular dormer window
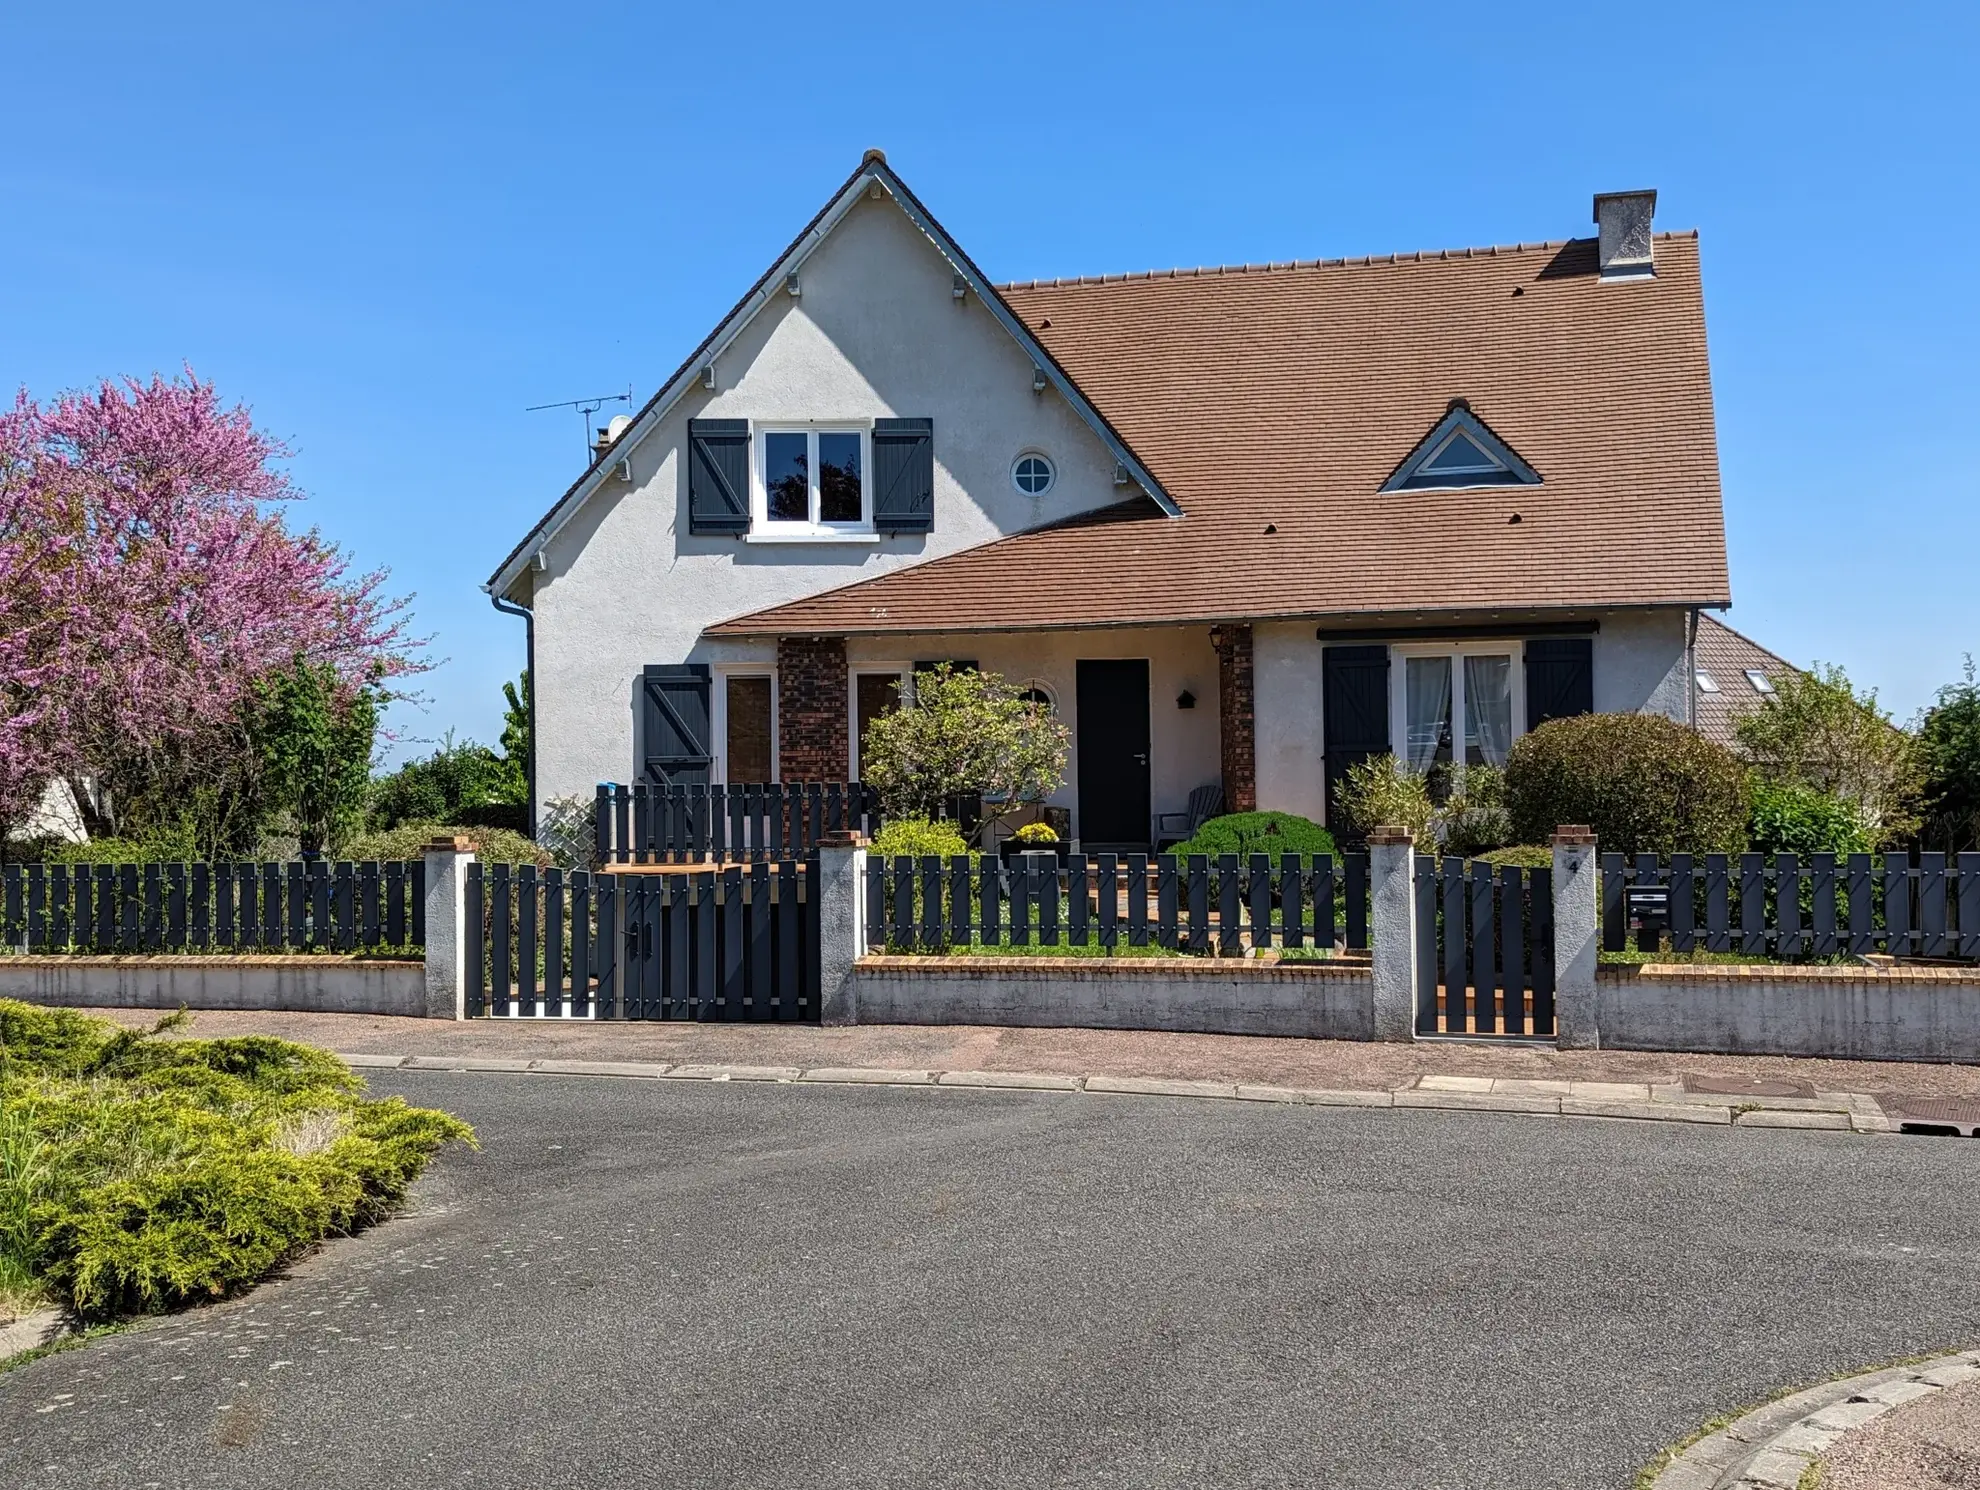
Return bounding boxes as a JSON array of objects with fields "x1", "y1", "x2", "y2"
[{"x1": 1382, "y1": 401, "x2": 1542, "y2": 492}]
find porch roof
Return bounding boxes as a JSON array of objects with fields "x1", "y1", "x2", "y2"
[{"x1": 705, "y1": 234, "x2": 1730, "y2": 638}]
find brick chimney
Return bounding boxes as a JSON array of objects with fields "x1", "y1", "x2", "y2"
[{"x1": 1593, "y1": 190, "x2": 1657, "y2": 281}]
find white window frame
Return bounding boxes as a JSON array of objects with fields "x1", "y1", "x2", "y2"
[
  {"x1": 849, "y1": 663, "x2": 913, "y2": 779},
  {"x1": 1388, "y1": 641, "x2": 1528, "y2": 772},
  {"x1": 712, "y1": 665, "x2": 778, "y2": 785},
  {"x1": 1413, "y1": 428, "x2": 1509, "y2": 483},
  {"x1": 1012, "y1": 451, "x2": 1056, "y2": 497},
  {"x1": 749, "y1": 424, "x2": 876, "y2": 541}
]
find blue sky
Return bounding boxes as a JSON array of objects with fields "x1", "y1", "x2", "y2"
[{"x1": 4, "y1": 1, "x2": 1974, "y2": 763}]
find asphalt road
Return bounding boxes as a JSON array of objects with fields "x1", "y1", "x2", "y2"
[{"x1": 5, "y1": 1072, "x2": 1980, "y2": 1490}]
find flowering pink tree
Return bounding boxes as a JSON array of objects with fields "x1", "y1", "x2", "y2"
[{"x1": 0, "y1": 372, "x2": 422, "y2": 846}]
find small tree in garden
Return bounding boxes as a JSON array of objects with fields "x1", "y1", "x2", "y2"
[
  {"x1": 859, "y1": 665, "x2": 1068, "y2": 842},
  {"x1": 1734, "y1": 663, "x2": 1921, "y2": 846},
  {"x1": 1919, "y1": 658, "x2": 1980, "y2": 852},
  {"x1": 0, "y1": 372, "x2": 421, "y2": 850},
  {"x1": 253, "y1": 657, "x2": 380, "y2": 855}
]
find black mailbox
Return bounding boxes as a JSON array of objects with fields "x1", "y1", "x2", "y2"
[{"x1": 1626, "y1": 884, "x2": 1670, "y2": 934}]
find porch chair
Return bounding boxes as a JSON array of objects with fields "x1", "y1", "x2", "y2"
[{"x1": 1154, "y1": 783, "x2": 1224, "y2": 850}]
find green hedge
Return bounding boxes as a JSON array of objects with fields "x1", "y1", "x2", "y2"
[
  {"x1": 1504, "y1": 713, "x2": 1747, "y2": 857},
  {"x1": 1168, "y1": 811, "x2": 1336, "y2": 864},
  {"x1": 0, "y1": 1003, "x2": 471, "y2": 1320},
  {"x1": 1746, "y1": 781, "x2": 1872, "y2": 857}
]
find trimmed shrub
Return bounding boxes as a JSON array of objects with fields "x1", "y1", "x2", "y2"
[
  {"x1": 341, "y1": 821, "x2": 550, "y2": 867},
  {"x1": 0, "y1": 1002, "x2": 471, "y2": 1319},
  {"x1": 1476, "y1": 844, "x2": 1553, "y2": 869},
  {"x1": 1747, "y1": 780, "x2": 1872, "y2": 857},
  {"x1": 870, "y1": 816, "x2": 970, "y2": 861},
  {"x1": 1504, "y1": 713, "x2": 1747, "y2": 857},
  {"x1": 1169, "y1": 811, "x2": 1336, "y2": 865}
]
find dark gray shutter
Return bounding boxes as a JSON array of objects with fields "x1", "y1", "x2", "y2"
[
  {"x1": 639, "y1": 664, "x2": 712, "y2": 786},
  {"x1": 872, "y1": 418, "x2": 934, "y2": 533},
  {"x1": 687, "y1": 419, "x2": 750, "y2": 535},
  {"x1": 1323, "y1": 645, "x2": 1391, "y2": 833},
  {"x1": 1525, "y1": 638, "x2": 1594, "y2": 730}
]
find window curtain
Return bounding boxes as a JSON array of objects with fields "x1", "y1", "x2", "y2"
[
  {"x1": 1404, "y1": 656, "x2": 1452, "y2": 773},
  {"x1": 1465, "y1": 654, "x2": 1514, "y2": 767}
]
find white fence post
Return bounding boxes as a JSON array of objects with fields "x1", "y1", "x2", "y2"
[
  {"x1": 423, "y1": 836, "x2": 475, "y2": 1021},
  {"x1": 1552, "y1": 826, "x2": 1599, "y2": 1048},
  {"x1": 815, "y1": 831, "x2": 868, "y2": 1026},
  {"x1": 1366, "y1": 825, "x2": 1418, "y2": 1042}
]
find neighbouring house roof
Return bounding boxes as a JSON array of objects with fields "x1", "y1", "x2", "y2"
[
  {"x1": 708, "y1": 230, "x2": 1730, "y2": 637},
  {"x1": 1694, "y1": 613, "x2": 1796, "y2": 749},
  {"x1": 485, "y1": 153, "x2": 1176, "y2": 600}
]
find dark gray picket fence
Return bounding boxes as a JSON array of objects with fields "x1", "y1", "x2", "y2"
[
  {"x1": 0, "y1": 860, "x2": 425, "y2": 953},
  {"x1": 1414, "y1": 858, "x2": 1555, "y2": 1038},
  {"x1": 1602, "y1": 851, "x2": 1980, "y2": 960},
  {"x1": 867, "y1": 852, "x2": 1370, "y2": 955},
  {"x1": 468, "y1": 861, "x2": 817, "y2": 1021},
  {"x1": 594, "y1": 781, "x2": 881, "y2": 866}
]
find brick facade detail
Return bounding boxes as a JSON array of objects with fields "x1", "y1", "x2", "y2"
[
  {"x1": 1210, "y1": 624, "x2": 1256, "y2": 813},
  {"x1": 777, "y1": 635, "x2": 849, "y2": 782}
]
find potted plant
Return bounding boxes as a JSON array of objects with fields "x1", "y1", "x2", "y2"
[{"x1": 999, "y1": 819, "x2": 1069, "y2": 867}]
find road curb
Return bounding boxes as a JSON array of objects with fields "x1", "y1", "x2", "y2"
[
  {"x1": 347, "y1": 1052, "x2": 1913, "y2": 1136},
  {"x1": 1645, "y1": 1348, "x2": 1980, "y2": 1489}
]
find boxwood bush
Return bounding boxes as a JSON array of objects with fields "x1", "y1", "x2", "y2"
[
  {"x1": 0, "y1": 1003, "x2": 471, "y2": 1321},
  {"x1": 1504, "y1": 713, "x2": 1747, "y2": 857},
  {"x1": 1168, "y1": 811, "x2": 1337, "y2": 865}
]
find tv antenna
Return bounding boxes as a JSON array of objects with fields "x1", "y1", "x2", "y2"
[{"x1": 526, "y1": 386, "x2": 635, "y2": 458}]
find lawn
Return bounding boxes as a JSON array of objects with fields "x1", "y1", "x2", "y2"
[{"x1": 0, "y1": 1001, "x2": 470, "y2": 1326}]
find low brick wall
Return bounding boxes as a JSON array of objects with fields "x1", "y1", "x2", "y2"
[
  {"x1": 1596, "y1": 963, "x2": 1980, "y2": 1063},
  {"x1": 851, "y1": 955, "x2": 1375, "y2": 1040},
  {"x1": 0, "y1": 956, "x2": 428, "y2": 1018}
]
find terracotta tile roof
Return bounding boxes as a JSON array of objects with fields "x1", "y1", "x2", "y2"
[
  {"x1": 1694, "y1": 613, "x2": 1797, "y2": 748},
  {"x1": 708, "y1": 233, "x2": 1730, "y2": 636}
]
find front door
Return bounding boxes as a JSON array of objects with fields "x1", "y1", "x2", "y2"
[
  {"x1": 1322, "y1": 645, "x2": 1390, "y2": 833},
  {"x1": 1075, "y1": 659, "x2": 1151, "y2": 850}
]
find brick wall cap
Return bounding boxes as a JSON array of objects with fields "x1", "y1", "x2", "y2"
[
  {"x1": 1552, "y1": 826, "x2": 1597, "y2": 845},
  {"x1": 425, "y1": 835, "x2": 476, "y2": 854},
  {"x1": 818, "y1": 829, "x2": 866, "y2": 848},
  {"x1": 1366, "y1": 825, "x2": 1415, "y2": 845}
]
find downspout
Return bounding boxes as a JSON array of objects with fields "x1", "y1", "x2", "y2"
[
  {"x1": 1686, "y1": 607, "x2": 1700, "y2": 730},
  {"x1": 488, "y1": 585, "x2": 537, "y2": 839}
]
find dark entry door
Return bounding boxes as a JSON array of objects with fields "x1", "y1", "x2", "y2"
[
  {"x1": 1323, "y1": 645, "x2": 1390, "y2": 833},
  {"x1": 1076, "y1": 659, "x2": 1151, "y2": 850}
]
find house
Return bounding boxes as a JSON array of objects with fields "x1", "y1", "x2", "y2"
[
  {"x1": 488, "y1": 151, "x2": 1741, "y2": 850},
  {"x1": 1692, "y1": 614, "x2": 1798, "y2": 750}
]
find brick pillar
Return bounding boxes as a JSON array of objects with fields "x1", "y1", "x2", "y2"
[
  {"x1": 1210, "y1": 624, "x2": 1256, "y2": 812},
  {"x1": 777, "y1": 635, "x2": 849, "y2": 781}
]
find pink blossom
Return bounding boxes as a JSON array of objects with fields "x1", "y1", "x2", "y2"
[{"x1": 0, "y1": 371, "x2": 424, "y2": 832}]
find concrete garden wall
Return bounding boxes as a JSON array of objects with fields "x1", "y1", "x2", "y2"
[
  {"x1": 0, "y1": 957, "x2": 427, "y2": 1018},
  {"x1": 1594, "y1": 963, "x2": 1980, "y2": 1063},
  {"x1": 849, "y1": 955, "x2": 1376, "y2": 1041}
]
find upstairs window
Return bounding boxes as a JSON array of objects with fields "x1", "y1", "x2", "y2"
[
  {"x1": 1383, "y1": 400, "x2": 1542, "y2": 493},
  {"x1": 1744, "y1": 669, "x2": 1776, "y2": 695},
  {"x1": 754, "y1": 427, "x2": 870, "y2": 533}
]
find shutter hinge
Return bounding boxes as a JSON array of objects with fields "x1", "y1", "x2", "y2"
[{"x1": 1031, "y1": 366, "x2": 1047, "y2": 394}]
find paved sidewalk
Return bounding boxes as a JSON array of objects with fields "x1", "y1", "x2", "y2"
[
  {"x1": 1823, "y1": 1371, "x2": 1980, "y2": 1489},
  {"x1": 82, "y1": 1006, "x2": 1980, "y2": 1124}
]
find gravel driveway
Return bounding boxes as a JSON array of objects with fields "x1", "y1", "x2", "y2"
[{"x1": 4, "y1": 1071, "x2": 1978, "y2": 1489}]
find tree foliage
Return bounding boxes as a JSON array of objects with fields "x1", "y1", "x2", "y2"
[
  {"x1": 1919, "y1": 658, "x2": 1980, "y2": 853},
  {"x1": 0, "y1": 372, "x2": 421, "y2": 848},
  {"x1": 1733, "y1": 663, "x2": 1921, "y2": 846},
  {"x1": 252, "y1": 657, "x2": 379, "y2": 855},
  {"x1": 858, "y1": 665, "x2": 1068, "y2": 839}
]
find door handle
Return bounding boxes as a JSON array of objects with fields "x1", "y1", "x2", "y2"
[{"x1": 1133, "y1": 753, "x2": 1148, "y2": 766}]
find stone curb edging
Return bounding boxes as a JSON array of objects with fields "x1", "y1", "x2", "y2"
[
  {"x1": 1646, "y1": 1348, "x2": 1980, "y2": 1489},
  {"x1": 0, "y1": 1308, "x2": 72, "y2": 1366},
  {"x1": 343, "y1": 1053, "x2": 1897, "y2": 1134}
]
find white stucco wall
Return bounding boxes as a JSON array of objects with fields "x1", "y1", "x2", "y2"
[
  {"x1": 1253, "y1": 609, "x2": 1695, "y2": 827},
  {"x1": 525, "y1": 192, "x2": 1133, "y2": 815}
]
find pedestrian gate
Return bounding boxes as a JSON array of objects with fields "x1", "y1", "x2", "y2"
[{"x1": 467, "y1": 859, "x2": 818, "y2": 1020}]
